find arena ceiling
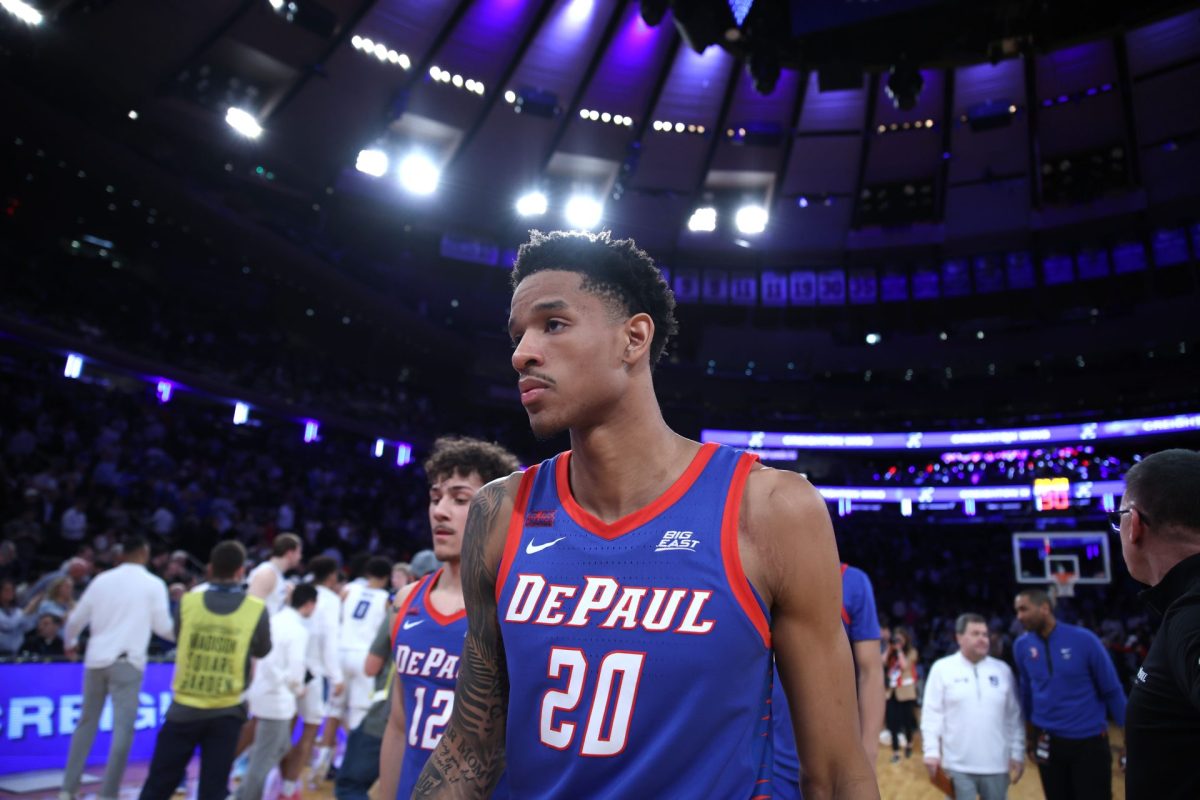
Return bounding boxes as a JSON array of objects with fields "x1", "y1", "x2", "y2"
[{"x1": 6, "y1": 0, "x2": 1200, "y2": 262}]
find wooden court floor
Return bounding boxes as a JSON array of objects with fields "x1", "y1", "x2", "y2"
[{"x1": 0, "y1": 728, "x2": 1127, "y2": 800}]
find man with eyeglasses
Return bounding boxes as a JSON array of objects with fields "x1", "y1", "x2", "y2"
[{"x1": 1116, "y1": 448, "x2": 1200, "y2": 800}]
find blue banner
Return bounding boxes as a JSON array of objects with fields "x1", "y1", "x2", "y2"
[{"x1": 0, "y1": 662, "x2": 175, "y2": 775}]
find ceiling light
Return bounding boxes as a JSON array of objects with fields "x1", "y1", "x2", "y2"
[
  {"x1": 398, "y1": 153, "x2": 439, "y2": 195},
  {"x1": 865, "y1": 333, "x2": 881, "y2": 345},
  {"x1": 351, "y1": 35, "x2": 362, "y2": 49},
  {"x1": 452, "y1": 74, "x2": 463, "y2": 87},
  {"x1": 580, "y1": 108, "x2": 590, "y2": 119},
  {"x1": 565, "y1": 195, "x2": 602, "y2": 229},
  {"x1": 400, "y1": 53, "x2": 412, "y2": 69},
  {"x1": 588, "y1": 110, "x2": 599, "y2": 120},
  {"x1": 225, "y1": 107, "x2": 263, "y2": 139},
  {"x1": 601, "y1": 112, "x2": 611, "y2": 122},
  {"x1": 687, "y1": 207, "x2": 717, "y2": 232},
  {"x1": 735, "y1": 205, "x2": 768, "y2": 235},
  {"x1": 505, "y1": 90, "x2": 517, "y2": 103},
  {"x1": 2, "y1": 0, "x2": 44, "y2": 24},
  {"x1": 516, "y1": 191, "x2": 548, "y2": 217},
  {"x1": 128, "y1": 110, "x2": 139, "y2": 120},
  {"x1": 430, "y1": 66, "x2": 442, "y2": 80},
  {"x1": 674, "y1": 122, "x2": 685, "y2": 133},
  {"x1": 355, "y1": 149, "x2": 388, "y2": 178},
  {"x1": 465, "y1": 79, "x2": 476, "y2": 91}
]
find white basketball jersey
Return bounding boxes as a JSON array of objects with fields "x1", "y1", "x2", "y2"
[
  {"x1": 249, "y1": 561, "x2": 288, "y2": 616},
  {"x1": 340, "y1": 583, "x2": 388, "y2": 650}
]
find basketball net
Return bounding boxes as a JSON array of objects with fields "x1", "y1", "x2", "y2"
[{"x1": 1051, "y1": 571, "x2": 1077, "y2": 599}]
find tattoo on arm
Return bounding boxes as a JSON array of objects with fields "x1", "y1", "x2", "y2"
[{"x1": 413, "y1": 481, "x2": 510, "y2": 798}]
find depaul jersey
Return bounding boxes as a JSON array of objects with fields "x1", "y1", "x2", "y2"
[
  {"x1": 392, "y1": 569, "x2": 467, "y2": 800},
  {"x1": 341, "y1": 582, "x2": 389, "y2": 652},
  {"x1": 496, "y1": 442, "x2": 773, "y2": 799}
]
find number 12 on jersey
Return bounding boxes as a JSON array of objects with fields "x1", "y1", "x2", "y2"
[
  {"x1": 408, "y1": 687, "x2": 454, "y2": 750},
  {"x1": 540, "y1": 647, "x2": 646, "y2": 756}
]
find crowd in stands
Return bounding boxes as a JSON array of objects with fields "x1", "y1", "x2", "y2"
[{"x1": 0, "y1": 342, "x2": 1154, "y2": 707}]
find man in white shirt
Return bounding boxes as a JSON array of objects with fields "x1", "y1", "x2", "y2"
[
  {"x1": 922, "y1": 613, "x2": 1026, "y2": 800},
  {"x1": 247, "y1": 533, "x2": 303, "y2": 616},
  {"x1": 278, "y1": 555, "x2": 344, "y2": 799},
  {"x1": 60, "y1": 535, "x2": 174, "y2": 800},
  {"x1": 60, "y1": 497, "x2": 88, "y2": 544},
  {"x1": 236, "y1": 583, "x2": 318, "y2": 800}
]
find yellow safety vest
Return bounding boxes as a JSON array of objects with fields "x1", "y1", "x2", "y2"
[{"x1": 172, "y1": 592, "x2": 264, "y2": 709}]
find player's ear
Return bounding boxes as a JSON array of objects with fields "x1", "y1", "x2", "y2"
[{"x1": 623, "y1": 313, "x2": 654, "y2": 364}]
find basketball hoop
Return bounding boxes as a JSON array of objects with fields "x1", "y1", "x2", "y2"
[{"x1": 1052, "y1": 571, "x2": 1077, "y2": 599}]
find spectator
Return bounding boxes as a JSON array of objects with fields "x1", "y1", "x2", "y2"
[
  {"x1": 884, "y1": 626, "x2": 920, "y2": 762},
  {"x1": 922, "y1": 613, "x2": 1025, "y2": 800},
  {"x1": 20, "y1": 556, "x2": 90, "y2": 606},
  {"x1": 61, "y1": 497, "x2": 88, "y2": 547},
  {"x1": 1, "y1": 578, "x2": 36, "y2": 654},
  {"x1": 32, "y1": 575, "x2": 77, "y2": 621},
  {"x1": 21, "y1": 612, "x2": 65, "y2": 656},
  {"x1": 61, "y1": 535, "x2": 175, "y2": 800}
]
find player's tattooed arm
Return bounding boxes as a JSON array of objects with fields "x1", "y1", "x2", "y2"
[{"x1": 413, "y1": 477, "x2": 514, "y2": 799}]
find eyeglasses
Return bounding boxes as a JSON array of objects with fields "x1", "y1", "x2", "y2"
[{"x1": 1108, "y1": 507, "x2": 1149, "y2": 533}]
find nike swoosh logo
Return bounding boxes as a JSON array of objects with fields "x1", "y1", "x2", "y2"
[
  {"x1": 402, "y1": 619, "x2": 424, "y2": 630},
  {"x1": 526, "y1": 537, "x2": 565, "y2": 555}
]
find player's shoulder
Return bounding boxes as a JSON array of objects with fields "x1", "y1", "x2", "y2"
[
  {"x1": 743, "y1": 462, "x2": 826, "y2": 520},
  {"x1": 392, "y1": 578, "x2": 423, "y2": 611},
  {"x1": 841, "y1": 564, "x2": 872, "y2": 586}
]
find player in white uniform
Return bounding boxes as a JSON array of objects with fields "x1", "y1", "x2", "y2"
[
  {"x1": 310, "y1": 555, "x2": 392, "y2": 780},
  {"x1": 247, "y1": 533, "x2": 303, "y2": 615},
  {"x1": 278, "y1": 555, "x2": 344, "y2": 799}
]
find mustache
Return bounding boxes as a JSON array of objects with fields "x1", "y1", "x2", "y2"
[{"x1": 520, "y1": 370, "x2": 557, "y2": 386}]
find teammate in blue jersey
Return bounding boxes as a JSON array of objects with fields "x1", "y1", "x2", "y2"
[
  {"x1": 379, "y1": 436, "x2": 519, "y2": 800},
  {"x1": 415, "y1": 231, "x2": 879, "y2": 799},
  {"x1": 773, "y1": 564, "x2": 885, "y2": 798}
]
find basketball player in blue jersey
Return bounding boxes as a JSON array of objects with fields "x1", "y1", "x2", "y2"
[
  {"x1": 773, "y1": 564, "x2": 885, "y2": 798},
  {"x1": 414, "y1": 231, "x2": 879, "y2": 799},
  {"x1": 379, "y1": 437, "x2": 520, "y2": 800}
]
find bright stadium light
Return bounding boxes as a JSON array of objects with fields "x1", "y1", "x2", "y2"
[
  {"x1": 565, "y1": 195, "x2": 602, "y2": 229},
  {"x1": 63, "y1": 353, "x2": 83, "y2": 379},
  {"x1": 355, "y1": 148, "x2": 389, "y2": 177},
  {"x1": 374, "y1": 438, "x2": 386, "y2": 458},
  {"x1": 303, "y1": 420, "x2": 320, "y2": 443},
  {"x1": 398, "y1": 153, "x2": 439, "y2": 195},
  {"x1": 155, "y1": 380, "x2": 174, "y2": 404},
  {"x1": 516, "y1": 191, "x2": 548, "y2": 217},
  {"x1": 865, "y1": 333, "x2": 881, "y2": 345},
  {"x1": 225, "y1": 107, "x2": 263, "y2": 139},
  {"x1": 233, "y1": 402, "x2": 250, "y2": 425},
  {"x1": 2, "y1": 0, "x2": 43, "y2": 25},
  {"x1": 735, "y1": 204, "x2": 768, "y2": 235},
  {"x1": 687, "y1": 207, "x2": 717, "y2": 232},
  {"x1": 396, "y1": 442, "x2": 414, "y2": 467}
]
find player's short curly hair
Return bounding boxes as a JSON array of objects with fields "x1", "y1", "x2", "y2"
[
  {"x1": 510, "y1": 230, "x2": 679, "y2": 366},
  {"x1": 424, "y1": 436, "x2": 520, "y2": 485}
]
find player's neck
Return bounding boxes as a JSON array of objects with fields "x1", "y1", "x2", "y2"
[
  {"x1": 1037, "y1": 617, "x2": 1057, "y2": 638},
  {"x1": 270, "y1": 556, "x2": 289, "y2": 572},
  {"x1": 435, "y1": 560, "x2": 463, "y2": 594},
  {"x1": 567, "y1": 411, "x2": 697, "y2": 524}
]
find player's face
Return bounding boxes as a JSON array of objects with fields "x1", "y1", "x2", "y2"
[
  {"x1": 429, "y1": 471, "x2": 485, "y2": 563},
  {"x1": 509, "y1": 270, "x2": 630, "y2": 440},
  {"x1": 284, "y1": 546, "x2": 303, "y2": 571},
  {"x1": 1116, "y1": 497, "x2": 1148, "y2": 583},
  {"x1": 956, "y1": 622, "x2": 990, "y2": 660}
]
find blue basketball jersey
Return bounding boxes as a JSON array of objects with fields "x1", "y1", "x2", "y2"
[
  {"x1": 392, "y1": 569, "x2": 467, "y2": 800},
  {"x1": 496, "y1": 442, "x2": 774, "y2": 799}
]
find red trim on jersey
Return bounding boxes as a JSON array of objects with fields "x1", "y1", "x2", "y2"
[
  {"x1": 555, "y1": 442, "x2": 719, "y2": 540},
  {"x1": 840, "y1": 563, "x2": 852, "y2": 626},
  {"x1": 720, "y1": 452, "x2": 770, "y2": 648},
  {"x1": 423, "y1": 568, "x2": 467, "y2": 626},
  {"x1": 391, "y1": 574, "x2": 430, "y2": 649},
  {"x1": 495, "y1": 465, "x2": 539, "y2": 604}
]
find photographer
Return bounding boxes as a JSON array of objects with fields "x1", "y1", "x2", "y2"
[{"x1": 884, "y1": 627, "x2": 920, "y2": 762}]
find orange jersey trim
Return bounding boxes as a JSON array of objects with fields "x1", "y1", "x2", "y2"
[
  {"x1": 720, "y1": 451, "x2": 770, "y2": 648},
  {"x1": 555, "y1": 442, "x2": 719, "y2": 540},
  {"x1": 495, "y1": 465, "x2": 539, "y2": 604},
  {"x1": 391, "y1": 573, "x2": 430, "y2": 648}
]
